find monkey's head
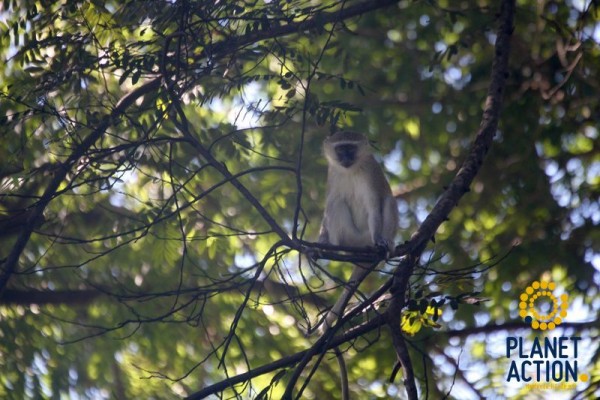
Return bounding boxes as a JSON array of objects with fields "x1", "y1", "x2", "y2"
[{"x1": 323, "y1": 131, "x2": 371, "y2": 169}]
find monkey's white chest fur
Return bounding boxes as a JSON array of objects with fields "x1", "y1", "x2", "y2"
[{"x1": 325, "y1": 167, "x2": 378, "y2": 247}]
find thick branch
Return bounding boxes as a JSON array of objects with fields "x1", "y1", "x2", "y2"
[
  {"x1": 0, "y1": 289, "x2": 101, "y2": 305},
  {"x1": 196, "y1": 0, "x2": 400, "y2": 63},
  {"x1": 397, "y1": 0, "x2": 516, "y2": 258},
  {"x1": 385, "y1": 256, "x2": 418, "y2": 397},
  {"x1": 385, "y1": 1, "x2": 515, "y2": 398},
  {"x1": 0, "y1": 210, "x2": 46, "y2": 239}
]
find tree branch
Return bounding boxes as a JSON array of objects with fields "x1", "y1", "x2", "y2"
[
  {"x1": 186, "y1": 318, "x2": 596, "y2": 400},
  {"x1": 195, "y1": 0, "x2": 401, "y2": 63},
  {"x1": 396, "y1": 0, "x2": 516, "y2": 259},
  {"x1": 443, "y1": 320, "x2": 598, "y2": 337},
  {"x1": 385, "y1": 0, "x2": 515, "y2": 398},
  {"x1": 185, "y1": 315, "x2": 387, "y2": 400},
  {"x1": 170, "y1": 95, "x2": 290, "y2": 242},
  {"x1": 0, "y1": 78, "x2": 162, "y2": 296},
  {"x1": 386, "y1": 256, "x2": 418, "y2": 398},
  {"x1": 0, "y1": 289, "x2": 101, "y2": 305}
]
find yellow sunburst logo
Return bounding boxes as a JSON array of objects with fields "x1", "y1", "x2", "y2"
[{"x1": 518, "y1": 280, "x2": 568, "y2": 330}]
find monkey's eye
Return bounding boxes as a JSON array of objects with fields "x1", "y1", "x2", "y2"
[{"x1": 335, "y1": 144, "x2": 357, "y2": 167}]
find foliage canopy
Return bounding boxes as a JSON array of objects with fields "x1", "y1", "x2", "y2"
[{"x1": 0, "y1": 0, "x2": 598, "y2": 399}]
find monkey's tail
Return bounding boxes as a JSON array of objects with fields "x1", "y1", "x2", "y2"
[
  {"x1": 324, "y1": 262, "x2": 373, "y2": 329},
  {"x1": 334, "y1": 347, "x2": 350, "y2": 400}
]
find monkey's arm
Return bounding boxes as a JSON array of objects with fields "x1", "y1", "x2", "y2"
[
  {"x1": 317, "y1": 216, "x2": 330, "y2": 244},
  {"x1": 367, "y1": 200, "x2": 386, "y2": 248},
  {"x1": 366, "y1": 163, "x2": 398, "y2": 251}
]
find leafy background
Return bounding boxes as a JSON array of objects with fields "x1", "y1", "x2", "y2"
[{"x1": 0, "y1": 0, "x2": 598, "y2": 399}]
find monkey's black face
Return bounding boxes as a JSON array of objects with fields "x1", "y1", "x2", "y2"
[{"x1": 335, "y1": 144, "x2": 357, "y2": 168}]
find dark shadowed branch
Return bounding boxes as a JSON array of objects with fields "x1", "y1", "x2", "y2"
[{"x1": 384, "y1": 1, "x2": 515, "y2": 398}]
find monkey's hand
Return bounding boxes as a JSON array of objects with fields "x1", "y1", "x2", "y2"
[
  {"x1": 307, "y1": 240, "x2": 329, "y2": 262},
  {"x1": 309, "y1": 227, "x2": 330, "y2": 262},
  {"x1": 307, "y1": 247, "x2": 322, "y2": 262},
  {"x1": 374, "y1": 236, "x2": 392, "y2": 259}
]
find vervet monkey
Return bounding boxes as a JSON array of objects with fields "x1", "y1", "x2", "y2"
[{"x1": 318, "y1": 131, "x2": 399, "y2": 329}]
